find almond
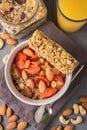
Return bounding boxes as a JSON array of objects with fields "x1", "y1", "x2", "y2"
[
  {"x1": 6, "y1": 122, "x2": 17, "y2": 130},
  {"x1": 82, "y1": 102, "x2": 87, "y2": 109},
  {"x1": 10, "y1": 45, "x2": 16, "y2": 52},
  {"x1": 17, "y1": 121, "x2": 28, "y2": 130},
  {"x1": 80, "y1": 96, "x2": 87, "y2": 103},
  {"x1": 1, "y1": 32, "x2": 10, "y2": 39},
  {"x1": 6, "y1": 107, "x2": 13, "y2": 118},
  {"x1": 26, "y1": 79, "x2": 35, "y2": 89},
  {"x1": 14, "y1": 67, "x2": 21, "y2": 78},
  {"x1": 24, "y1": 60, "x2": 30, "y2": 68},
  {"x1": 6, "y1": 38, "x2": 17, "y2": 45},
  {"x1": 64, "y1": 125, "x2": 74, "y2": 130},
  {"x1": 21, "y1": 70, "x2": 28, "y2": 80},
  {"x1": 23, "y1": 48, "x2": 34, "y2": 57},
  {"x1": 0, "y1": 104, "x2": 6, "y2": 115},
  {"x1": 8, "y1": 115, "x2": 18, "y2": 122},
  {"x1": 38, "y1": 80, "x2": 46, "y2": 93},
  {"x1": 63, "y1": 108, "x2": 73, "y2": 116},
  {"x1": 51, "y1": 125, "x2": 62, "y2": 130},
  {"x1": 0, "y1": 124, "x2": 3, "y2": 130},
  {"x1": 46, "y1": 69, "x2": 54, "y2": 81},
  {"x1": 24, "y1": 86, "x2": 33, "y2": 98},
  {"x1": 0, "y1": 115, "x2": 2, "y2": 122},
  {"x1": 0, "y1": 38, "x2": 4, "y2": 49}
]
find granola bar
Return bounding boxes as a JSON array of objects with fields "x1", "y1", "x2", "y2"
[{"x1": 28, "y1": 30, "x2": 79, "y2": 75}]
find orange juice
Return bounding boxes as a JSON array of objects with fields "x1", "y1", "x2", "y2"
[{"x1": 57, "y1": 0, "x2": 87, "y2": 32}]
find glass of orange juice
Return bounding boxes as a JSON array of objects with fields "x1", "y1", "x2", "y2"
[{"x1": 57, "y1": 0, "x2": 87, "y2": 32}]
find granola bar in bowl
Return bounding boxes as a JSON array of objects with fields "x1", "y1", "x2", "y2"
[{"x1": 5, "y1": 30, "x2": 79, "y2": 106}]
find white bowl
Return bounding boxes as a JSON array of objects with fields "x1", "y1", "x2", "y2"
[{"x1": 5, "y1": 41, "x2": 72, "y2": 106}]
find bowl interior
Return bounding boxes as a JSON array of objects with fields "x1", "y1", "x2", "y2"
[{"x1": 5, "y1": 42, "x2": 72, "y2": 106}]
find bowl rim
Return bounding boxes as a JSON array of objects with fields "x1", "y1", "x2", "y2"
[{"x1": 5, "y1": 41, "x2": 72, "y2": 106}]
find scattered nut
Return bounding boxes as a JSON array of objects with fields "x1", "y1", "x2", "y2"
[
  {"x1": 0, "y1": 38, "x2": 4, "y2": 49},
  {"x1": 73, "y1": 104, "x2": 79, "y2": 114},
  {"x1": 63, "y1": 108, "x2": 73, "y2": 116},
  {"x1": 6, "y1": 122, "x2": 17, "y2": 130},
  {"x1": 0, "y1": 115, "x2": 2, "y2": 122},
  {"x1": 10, "y1": 45, "x2": 16, "y2": 52},
  {"x1": 6, "y1": 38, "x2": 17, "y2": 45},
  {"x1": 8, "y1": 115, "x2": 18, "y2": 122},
  {"x1": 71, "y1": 116, "x2": 83, "y2": 124},
  {"x1": 51, "y1": 125, "x2": 62, "y2": 130},
  {"x1": 82, "y1": 102, "x2": 87, "y2": 109},
  {"x1": 6, "y1": 107, "x2": 13, "y2": 118},
  {"x1": 0, "y1": 104, "x2": 6, "y2": 115},
  {"x1": 59, "y1": 115, "x2": 70, "y2": 125},
  {"x1": 17, "y1": 121, "x2": 28, "y2": 130},
  {"x1": 2, "y1": 54, "x2": 9, "y2": 64},
  {"x1": 0, "y1": 32, "x2": 10, "y2": 40},
  {"x1": 64, "y1": 125, "x2": 74, "y2": 130},
  {"x1": 80, "y1": 96, "x2": 87, "y2": 103},
  {"x1": 0, "y1": 124, "x2": 3, "y2": 130},
  {"x1": 79, "y1": 105, "x2": 86, "y2": 115}
]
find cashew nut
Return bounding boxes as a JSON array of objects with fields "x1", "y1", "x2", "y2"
[
  {"x1": 79, "y1": 105, "x2": 86, "y2": 115},
  {"x1": 59, "y1": 115, "x2": 70, "y2": 125},
  {"x1": 71, "y1": 116, "x2": 83, "y2": 124},
  {"x1": 73, "y1": 104, "x2": 79, "y2": 114}
]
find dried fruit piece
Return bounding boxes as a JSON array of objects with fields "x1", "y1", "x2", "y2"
[
  {"x1": 8, "y1": 114, "x2": 18, "y2": 122},
  {"x1": 63, "y1": 108, "x2": 73, "y2": 116},
  {"x1": 0, "y1": 38, "x2": 4, "y2": 49},
  {"x1": 6, "y1": 122, "x2": 17, "y2": 130},
  {"x1": 6, "y1": 107, "x2": 12, "y2": 118},
  {"x1": 0, "y1": 103, "x2": 6, "y2": 115},
  {"x1": 17, "y1": 121, "x2": 28, "y2": 130}
]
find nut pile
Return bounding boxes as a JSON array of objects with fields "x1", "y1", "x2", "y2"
[
  {"x1": 0, "y1": 32, "x2": 17, "y2": 64},
  {"x1": 51, "y1": 96, "x2": 87, "y2": 130},
  {"x1": 0, "y1": 102, "x2": 28, "y2": 130}
]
